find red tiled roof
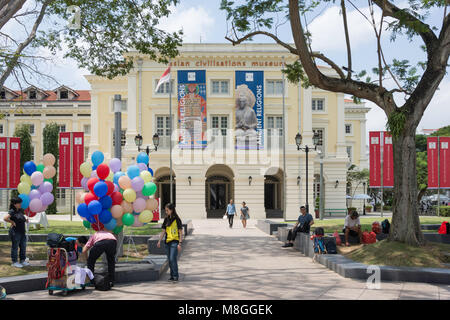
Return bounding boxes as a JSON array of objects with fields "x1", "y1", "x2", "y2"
[{"x1": 11, "y1": 90, "x2": 90, "y2": 101}]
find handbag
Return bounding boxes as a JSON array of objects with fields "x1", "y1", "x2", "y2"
[{"x1": 222, "y1": 214, "x2": 227, "y2": 220}]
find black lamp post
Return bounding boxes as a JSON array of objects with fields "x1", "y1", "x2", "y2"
[
  {"x1": 295, "y1": 132, "x2": 320, "y2": 214},
  {"x1": 134, "y1": 133, "x2": 159, "y2": 160},
  {"x1": 363, "y1": 181, "x2": 366, "y2": 215}
]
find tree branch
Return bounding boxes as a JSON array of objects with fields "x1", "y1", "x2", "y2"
[
  {"x1": 0, "y1": 0, "x2": 26, "y2": 30},
  {"x1": 341, "y1": 0, "x2": 352, "y2": 79}
]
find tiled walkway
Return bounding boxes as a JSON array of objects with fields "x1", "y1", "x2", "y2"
[{"x1": 8, "y1": 219, "x2": 450, "y2": 300}]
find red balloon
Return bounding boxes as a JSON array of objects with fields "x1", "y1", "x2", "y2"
[
  {"x1": 25, "y1": 208, "x2": 37, "y2": 218},
  {"x1": 111, "y1": 191, "x2": 123, "y2": 206},
  {"x1": 105, "y1": 181, "x2": 114, "y2": 195},
  {"x1": 87, "y1": 177, "x2": 99, "y2": 193},
  {"x1": 84, "y1": 192, "x2": 98, "y2": 205},
  {"x1": 91, "y1": 216, "x2": 104, "y2": 231},
  {"x1": 96, "y1": 164, "x2": 110, "y2": 180}
]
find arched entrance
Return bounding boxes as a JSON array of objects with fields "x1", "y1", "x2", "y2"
[
  {"x1": 205, "y1": 164, "x2": 234, "y2": 218},
  {"x1": 154, "y1": 167, "x2": 176, "y2": 219},
  {"x1": 264, "y1": 167, "x2": 284, "y2": 218}
]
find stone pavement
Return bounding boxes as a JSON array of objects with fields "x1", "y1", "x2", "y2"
[{"x1": 8, "y1": 219, "x2": 450, "y2": 300}]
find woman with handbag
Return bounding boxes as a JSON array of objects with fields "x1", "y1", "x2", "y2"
[
  {"x1": 3, "y1": 197, "x2": 29, "y2": 268},
  {"x1": 240, "y1": 201, "x2": 250, "y2": 228}
]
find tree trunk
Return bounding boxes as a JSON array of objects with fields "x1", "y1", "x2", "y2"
[{"x1": 389, "y1": 125, "x2": 424, "y2": 246}]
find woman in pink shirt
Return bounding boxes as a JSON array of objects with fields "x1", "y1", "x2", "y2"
[{"x1": 78, "y1": 230, "x2": 117, "y2": 287}]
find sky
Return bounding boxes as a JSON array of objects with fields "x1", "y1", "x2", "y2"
[{"x1": 3, "y1": 0, "x2": 449, "y2": 135}]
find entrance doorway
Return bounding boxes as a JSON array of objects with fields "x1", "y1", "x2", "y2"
[
  {"x1": 154, "y1": 170, "x2": 176, "y2": 219},
  {"x1": 205, "y1": 164, "x2": 234, "y2": 218},
  {"x1": 264, "y1": 168, "x2": 284, "y2": 218}
]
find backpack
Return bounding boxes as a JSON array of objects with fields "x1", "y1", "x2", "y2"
[
  {"x1": 46, "y1": 248, "x2": 68, "y2": 288},
  {"x1": 333, "y1": 231, "x2": 342, "y2": 246},
  {"x1": 371, "y1": 221, "x2": 381, "y2": 234},
  {"x1": 381, "y1": 219, "x2": 390, "y2": 234},
  {"x1": 314, "y1": 227, "x2": 324, "y2": 236},
  {"x1": 438, "y1": 221, "x2": 449, "y2": 234},
  {"x1": 47, "y1": 233, "x2": 65, "y2": 248},
  {"x1": 313, "y1": 237, "x2": 325, "y2": 254},
  {"x1": 325, "y1": 239, "x2": 337, "y2": 254},
  {"x1": 362, "y1": 231, "x2": 377, "y2": 244},
  {"x1": 93, "y1": 274, "x2": 111, "y2": 291}
]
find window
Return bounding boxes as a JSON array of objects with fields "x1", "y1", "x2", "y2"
[
  {"x1": 211, "y1": 116, "x2": 228, "y2": 136},
  {"x1": 156, "y1": 115, "x2": 172, "y2": 149},
  {"x1": 346, "y1": 146, "x2": 353, "y2": 163},
  {"x1": 31, "y1": 145, "x2": 35, "y2": 161},
  {"x1": 0, "y1": 90, "x2": 5, "y2": 99},
  {"x1": 345, "y1": 124, "x2": 352, "y2": 135},
  {"x1": 57, "y1": 124, "x2": 66, "y2": 133},
  {"x1": 266, "y1": 80, "x2": 284, "y2": 95},
  {"x1": 84, "y1": 147, "x2": 89, "y2": 160},
  {"x1": 0, "y1": 124, "x2": 3, "y2": 134},
  {"x1": 312, "y1": 98, "x2": 324, "y2": 111},
  {"x1": 112, "y1": 130, "x2": 127, "y2": 147},
  {"x1": 211, "y1": 80, "x2": 229, "y2": 95},
  {"x1": 267, "y1": 116, "x2": 283, "y2": 149},
  {"x1": 28, "y1": 124, "x2": 35, "y2": 135},
  {"x1": 312, "y1": 128, "x2": 324, "y2": 146},
  {"x1": 111, "y1": 98, "x2": 127, "y2": 112},
  {"x1": 56, "y1": 189, "x2": 66, "y2": 207},
  {"x1": 83, "y1": 124, "x2": 91, "y2": 135},
  {"x1": 155, "y1": 80, "x2": 174, "y2": 94},
  {"x1": 59, "y1": 90, "x2": 68, "y2": 99},
  {"x1": 28, "y1": 90, "x2": 37, "y2": 99}
]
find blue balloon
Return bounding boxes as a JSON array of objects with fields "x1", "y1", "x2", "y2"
[
  {"x1": 19, "y1": 194, "x2": 30, "y2": 209},
  {"x1": 93, "y1": 181, "x2": 108, "y2": 198},
  {"x1": 88, "y1": 200, "x2": 102, "y2": 216},
  {"x1": 98, "y1": 209, "x2": 112, "y2": 224},
  {"x1": 77, "y1": 203, "x2": 89, "y2": 218},
  {"x1": 148, "y1": 167, "x2": 153, "y2": 177},
  {"x1": 136, "y1": 152, "x2": 149, "y2": 165},
  {"x1": 86, "y1": 214, "x2": 96, "y2": 224},
  {"x1": 104, "y1": 218, "x2": 117, "y2": 231},
  {"x1": 24, "y1": 161, "x2": 36, "y2": 176},
  {"x1": 127, "y1": 165, "x2": 140, "y2": 179},
  {"x1": 91, "y1": 151, "x2": 104, "y2": 166},
  {"x1": 99, "y1": 195, "x2": 112, "y2": 209},
  {"x1": 113, "y1": 171, "x2": 125, "y2": 185}
]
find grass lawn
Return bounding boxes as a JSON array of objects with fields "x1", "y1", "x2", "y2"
[
  {"x1": 286, "y1": 216, "x2": 449, "y2": 234},
  {"x1": 0, "y1": 220, "x2": 161, "y2": 236},
  {"x1": 338, "y1": 240, "x2": 450, "y2": 269}
]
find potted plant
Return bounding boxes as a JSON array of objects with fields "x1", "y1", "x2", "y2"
[
  {"x1": 348, "y1": 207, "x2": 357, "y2": 214},
  {"x1": 365, "y1": 205, "x2": 372, "y2": 213},
  {"x1": 314, "y1": 197, "x2": 320, "y2": 218}
]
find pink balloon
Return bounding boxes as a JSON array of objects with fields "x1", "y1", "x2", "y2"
[
  {"x1": 131, "y1": 177, "x2": 144, "y2": 192},
  {"x1": 137, "y1": 163, "x2": 147, "y2": 172},
  {"x1": 91, "y1": 170, "x2": 98, "y2": 178},
  {"x1": 29, "y1": 198, "x2": 43, "y2": 212},
  {"x1": 121, "y1": 201, "x2": 133, "y2": 213},
  {"x1": 146, "y1": 198, "x2": 158, "y2": 211},
  {"x1": 111, "y1": 205, "x2": 124, "y2": 219},
  {"x1": 114, "y1": 184, "x2": 120, "y2": 192},
  {"x1": 133, "y1": 197, "x2": 146, "y2": 213},
  {"x1": 31, "y1": 171, "x2": 44, "y2": 186},
  {"x1": 118, "y1": 176, "x2": 132, "y2": 189},
  {"x1": 29, "y1": 189, "x2": 41, "y2": 200},
  {"x1": 132, "y1": 215, "x2": 144, "y2": 227},
  {"x1": 43, "y1": 166, "x2": 56, "y2": 179}
]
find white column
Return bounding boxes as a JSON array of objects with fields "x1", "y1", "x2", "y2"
[
  {"x1": 336, "y1": 93, "x2": 348, "y2": 158},
  {"x1": 124, "y1": 73, "x2": 138, "y2": 163},
  {"x1": 359, "y1": 119, "x2": 368, "y2": 169},
  {"x1": 302, "y1": 87, "x2": 313, "y2": 145},
  {"x1": 89, "y1": 94, "x2": 100, "y2": 153}
]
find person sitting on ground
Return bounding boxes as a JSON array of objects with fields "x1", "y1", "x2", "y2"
[
  {"x1": 343, "y1": 210, "x2": 362, "y2": 246},
  {"x1": 282, "y1": 206, "x2": 314, "y2": 248},
  {"x1": 77, "y1": 231, "x2": 117, "y2": 287}
]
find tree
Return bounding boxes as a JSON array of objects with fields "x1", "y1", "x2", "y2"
[
  {"x1": 346, "y1": 165, "x2": 369, "y2": 207},
  {"x1": 0, "y1": 0, "x2": 182, "y2": 89},
  {"x1": 43, "y1": 123, "x2": 58, "y2": 214},
  {"x1": 11, "y1": 123, "x2": 32, "y2": 199},
  {"x1": 222, "y1": 0, "x2": 450, "y2": 246}
]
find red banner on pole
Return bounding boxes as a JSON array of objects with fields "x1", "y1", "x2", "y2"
[
  {"x1": 9, "y1": 137, "x2": 21, "y2": 188},
  {"x1": 382, "y1": 132, "x2": 394, "y2": 188},
  {"x1": 0, "y1": 137, "x2": 8, "y2": 188},
  {"x1": 72, "y1": 132, "x2": 84, "y2": 188},
  {"x1": 369, "y1": 131, "x2": 381, "y2": 187},
  {"x1": 440, "y1": 137, "x2": 450, "y2": 188},
  {"x1": 427, "y1": 137, "x2": 439, "y2": 189},
  {"x1": 59, "y1": 132, "x2": 71, "y2": 188},
  {"x1": 428, "y1": 136, "x2": 450, "y2": 189}
]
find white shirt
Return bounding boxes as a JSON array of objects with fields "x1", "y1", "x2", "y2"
[{"x1": 345, "y1": 215, "x2": 360, "y2": 228}]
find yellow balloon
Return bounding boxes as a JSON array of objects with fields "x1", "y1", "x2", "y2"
[
  {"x1": 140, "y1": 170, "x2": 152, "y2": 183},
  {"x1": 17, "y1": 182, "x2": 31, "y2": 194},
  {"x1": 80, "y1": 162, "x2": 92, "y2": 178},
  {"x1": 106, "y1": 171, "x2": 114, "y2": 182},
  {"x1": 138, "y1": 210, "x2": 153, "y2": 223},
  {"x1": 20, "y1": 174, "x2": 32, "y2": 185},
  {"x1": 123, "y1": 188, "x2": 136, "y2": 203}
]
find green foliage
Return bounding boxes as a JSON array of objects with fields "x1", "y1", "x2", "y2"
[
  {"x1": 431, "y1": 125, "x2": 450, "y2": 137},
  {"x1": 33, "y1": 0, "x2": 183, "y2": 79},
  {"x1": 386, "y1": 109, "x2": 407, "y2": 138},
  {"x1": 43, "y1": 123, "x2": 59, "y2": 215},
  {"x1": 415, "y1": 134, "x2": 427, "y2": 152},
  {"x1": 282, "y1": 60, "x2": 311, "y2": 88},
  {"x1": 437, "y1": 206, "x2": 450, "y2": 217},
  {"x1": 416, "y1": 150, "x2": 428, "y2": 192},
  {"x1": 11, "y1": 124, "x2": 32, "y2": 199}
]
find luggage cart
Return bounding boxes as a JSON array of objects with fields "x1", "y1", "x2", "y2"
[{"x1": 46, "y1": 247, "x2": 90, "y2": 296}]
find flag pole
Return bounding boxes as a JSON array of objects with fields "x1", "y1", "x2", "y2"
[{"x1": 169, "y1": 63, "x2": 173, "y2": 204}]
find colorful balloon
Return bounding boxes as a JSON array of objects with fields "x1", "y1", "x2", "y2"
[
  {"x1": 105, "y1": 181, "x2": 114, "y2": 195},
  {"x1": 82, "y1": 220, "x2": 91, "y2": 229},
  {"x1": 23, "y1": 161, "x2": 36, "y2": 176},
  {"x1": 88, "y1": 200, "x2": 102, "y2": 215},
  {"x1": 36, "y1": 164, "x2": 45, "y2": 173},
  {"x1": 127, "y1": 165, "x2": 140, "y2": 179},
  {"x1": 93, "y1": 181, "x2": 108, "y2": 198},
  {"x1": 29, "y1": 189, "x2": 41, "y2": 200},
  {"x1": 131, "y1": 177, "x2": 145, "y2": 192},
  {"x1": 29, "y1": 198, "x2": 43, "y2": 212},
  {"x1": 98, "y1": 195, "x2": 112, "y2": 209},
  {"x1": 43, "y1": 153, "x2": 56, "y2": 166},
  {"x1": 38, "y1": 181, "x2": 53, "y2": 194},
  {"x1": 146, "y1": 198, "x2": 159, "y2": 211},
  {"x1": 17, "y1": 182, "x2": 31, "y2": 194},
  {"x1": 133, "y1": 197, "x2": 146, "y2": 213},
  {"x1": 118, "y1": 176, "x2": 132, "y2": 189},
  {"x1": 77, "y1": 203, "x2": 89, "y2": 217},
  {"x1": 137, "y1": 163, "x2": 148, "y2": 172},
  {"x1": 75, "y1": 191, "x2": 85, "y2": 204},
  {"x1": 111, "y1": 205, "x2": 124, "y2": 219},
  {"x1": 138, "y1": 210, "x2": 153, "y2": 223},
  {"x1": 81, "y1": 177, "x2": 89, "y2": 191},
  {"x1": 109, "y1": 158, "x2": 122, "y2": 173},
  {"x1": 18, "y1": 194, "x2": 30, "y2": 209},
  {"x1": 80, "y1": 162, "x2": 92, "y2": 178},
  {"x1": 113, "y1": 171, "x2": 125, "y2": 185},
  {"x1": 31, "y1": 171, "x2": 44, "y2": 186},
  {"x1": 113, "y1": 225, "x2": 123, "y2": 235},
  {"x1": 104, "y1": 218, "x2": 117, "y2": 231},
  {"x1": 122, "y1": 213, "x2": 134, "y2": 226},
  {"x1": 43, "y1": 166, "x2": 56, "y2": 179},
  {"x1": 136, "y1": 152, "x2": 149, "y2": 165},
  {"x1": 123, "y1": 188, "x2": 136, "y2": 202},
  {"x1": 111, "y1": 191, "x2": 123, "y2": 205},
  {"x1": 106, "y1": 171, "x2": 114, "y2": 182},
  {"x1": 91, "y1": 151, "x2": 104, "y2": 166},
  {"x1": 96, "y1": 163, "x2": 110, "y2": 180},
  {"x1": 87, "y1": 177, "x2": 99, "y2": 193},
  {"x1": 98, "y1": 209, "x2": 112, "y2": 224},
  {"x1": 40, "y1": 192, "x2": 54, "y2": 206},
  {"x1": 132, "y1": 215, "x2": 144, "y2": 227},
  {"x1": 140, "y1": 170, "x2": 152, "y2": 183},
  {"x1": 84, "y1": 192, "x2": 98, "y2": 205},
  {"x1": 142, "y1": 182, "x2": 157, "y2": 196},
  {"x1": 20, "y1": 174, "x2": 32, "y2": 185}
]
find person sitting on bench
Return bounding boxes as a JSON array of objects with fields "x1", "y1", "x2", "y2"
[
  {"x1": 282, "y1": 206, "x2": 314, "y2": 247},
  {"x1": 343, "y1": 210, "x2": 362, "y2": 246}
]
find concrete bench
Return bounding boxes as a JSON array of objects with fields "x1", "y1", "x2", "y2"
[
  {"x1": 324, "y1": 208, "x2": 347, "y2": 217},
  {"x1": 256, "y1": 220, "x2": 288, "y2": 235}
]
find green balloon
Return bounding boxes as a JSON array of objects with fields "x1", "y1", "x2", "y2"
[
  {"x1": 113, "y1": 225, "x2": 124, "y2": 235},
  {"x1": 122, "y1": 213, "x2": 134, "y2": 226},
  {"x1": 36, "y1": 164, "x2": 45, "y2": 172},
  {"x1": 44, "y1": 178, "x2": 53, "y2": 183},
  {"x1": 82, "y1": 220, "x2": 91, "y2": 229},
  {"x1": 142, "y1": 182, "x2": 157, "y2": 196}
]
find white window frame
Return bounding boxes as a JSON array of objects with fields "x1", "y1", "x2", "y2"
[
  {"x1": 57, "y1": 124, "x2": 66, "y2": 133},
  {"x1": 109, "y1": 95, "x2": 128, "y2": 113},
  {"x1": 209, "y1": 79, "x2": 232, "y2": 97},
  {"x1": 265, "y1": 79, "x2": 285, "y2": 97},
  {"x1": 83, "y1": 124, "x2": 91, "y2": 135},
  {"x1": 346, "y1": 145, "x2": 353, "y2": 164},
  {"x1": 25, "y1": 123, "x2": 35, "y2": 136},
  {"x1": 345, "y1": 123, "x2": 353, "y2": 136},
  {"x1": 111, "y1": 129, "x2": 127, "y2": 150},
  {"x1": 312, "y1": 127, "x2": 326, "y2": 155},
  {"x1": 155, "y1": 114, "x2": 173, "y2": 149},
  {"x1": 312, "y1": 97, "x2": 327, "y2": 113},
  {"x1": 266, "y1": 115, "x2": 284, "y2": 150},
  {"x1": 152, "y1": 78, "x2": 175, "y2": 97},
  {"x1": 31, "y1": 144, "x2": 35, "y2": 161}
]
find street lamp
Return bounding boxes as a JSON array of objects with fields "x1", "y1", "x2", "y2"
[
  {"x1": 363, "y1": 181, "x2": 366, "y2": 215},
  {"x1": 295, "y1": 131, "x2": 320, "y2": 214},
  {"x1": 317, "y1": 146, "x2": 325, "y2": 220},
  {"x1": 134, "y1": 133, "x2": 159, "y2": 156}
]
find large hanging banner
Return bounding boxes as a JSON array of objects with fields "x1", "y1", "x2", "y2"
[
  {"x1": 427, "y1": 136, "x2": 450, "y2": 189},
  {"x1": 72, "y1": 132, "x2": 84, "y2": 188},
  {"x1": 177, "y1": 70, "x2": 207, "y2": 149},
  {"x1": 235, "y1": 71, "x2": 264, "y2": 149},
  {"x1": 369, "y1": 131, "x2": 394, "y2": 188},
  {"x1": 59, "y1": 132, "x2": 85, "y2": 188},
  {"x1": 59, "y1": 132, "x2": 71, "y2": 188}
]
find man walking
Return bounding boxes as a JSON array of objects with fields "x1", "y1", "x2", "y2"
[
  {"x1": 282, "y1": 206, "x2": 314, "y2": 248},
  {"x1": 226, "y1": 199, "x2": 236, "y2": 228}
]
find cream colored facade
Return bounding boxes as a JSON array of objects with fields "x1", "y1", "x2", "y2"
[
  {"x1": 0, "y1": 85, "x2": 91, "y2": 212},
  {"x1": 87, "y1": 43, "x2": 369, "y2": 220}
]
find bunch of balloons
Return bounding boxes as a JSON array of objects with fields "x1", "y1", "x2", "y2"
[
  {"x1": 16, "y1": 154, "x2": 57, "y2": 217},
  {"x1": 76, "y1": 151, "x2": 158, "y2": 234}
]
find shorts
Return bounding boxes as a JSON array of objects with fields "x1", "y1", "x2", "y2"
[{"x1": 343, "y1": 228, "x2": 359, "y2": 237}]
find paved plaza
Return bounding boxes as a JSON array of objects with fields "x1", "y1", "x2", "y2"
[{"x1": 8, "y1": 219, "x2": 450, "y2": 300}]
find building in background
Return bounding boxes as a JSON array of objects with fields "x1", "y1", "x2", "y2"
[{"x1": 0, "y1": 85, "x2": 91, "y2": 212}]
